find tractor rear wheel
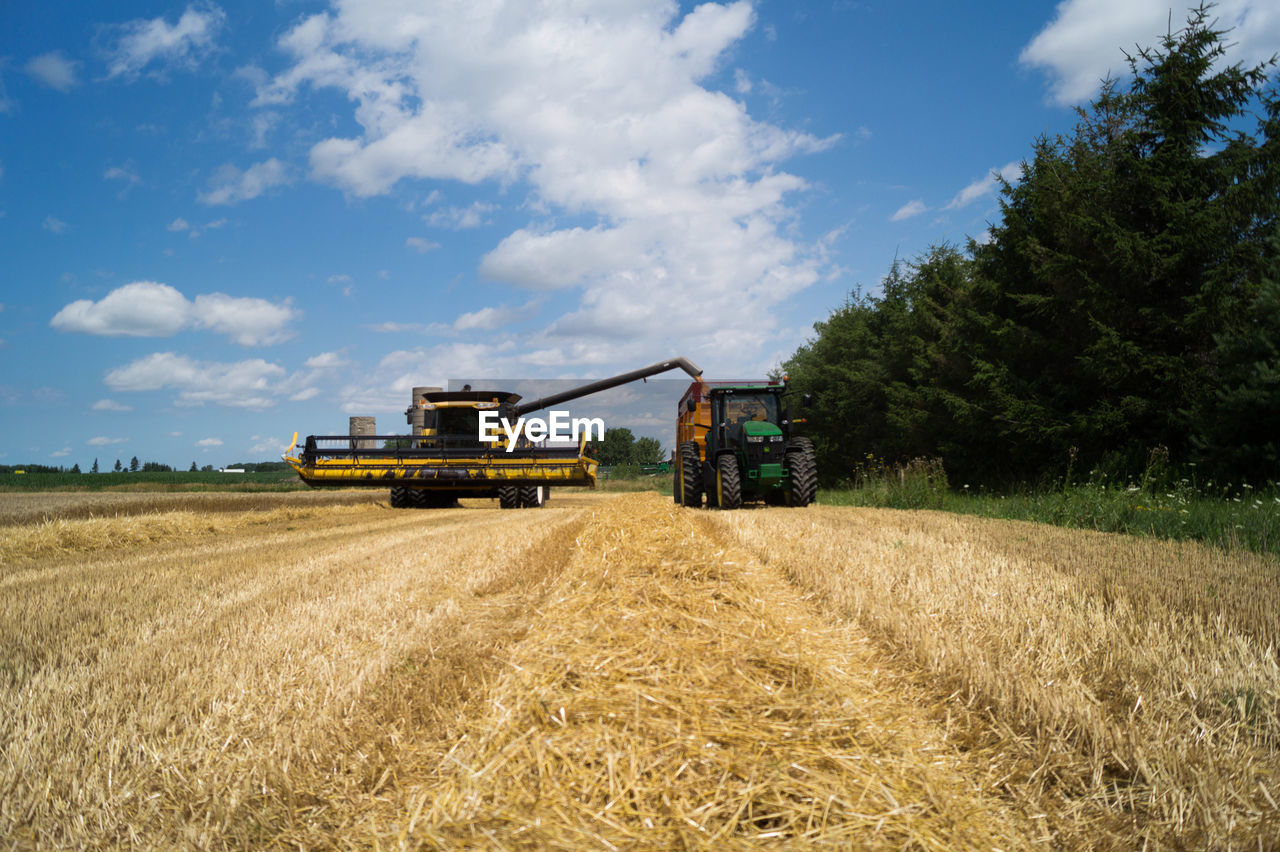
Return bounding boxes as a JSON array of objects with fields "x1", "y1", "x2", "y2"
[
  {"x1": 519, "y1": 485, "x2": 545, "y2": 508},
  {"x1": 498, "y1": 486, "x2": 519, "y2": 509},
  {"x1": 678, "y1": 441, "x2": 702, "y2": 507},
  {"x1": 786, "y1": 438, "x2": 817, "y2": 507},
  {"x1": 716, "y1": 454, "x2": 742, "y2": 510}
]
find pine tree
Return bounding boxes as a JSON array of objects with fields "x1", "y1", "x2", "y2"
[
  {"x1": 971, "y1": 5, "x2": 1279, "y2": 478},
  {"x1": 190, "y1": 461, "x2": 198, "y2": 472},
  {"x1": 129, "y1": 456, "x2": 140, "y2": 472},
  {"x1": 113, "y1": 459, "x2": 122, "y2": 472},
  {"x1": 91, "y1": 458, "x2": 99, "y2": 474}
]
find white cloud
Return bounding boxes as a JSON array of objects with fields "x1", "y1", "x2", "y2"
[
  {"x1": 890, "y1": 199, "x2": 927, "y2": 222},
  {"x1": 946, "y1": 161, "x2": 1021, "y2": 209},
  {"x1": 248, "y1": 434, "x2": 287, "y2": 455},
  {"x1": 405, "y1": 236, "x2": 439, "y2": 254},
  {"x1": 733, "y1": 67, "x2": 752, "y2": 94},
  {"x1": 1021, "y1": 0, "x2": 1280, "y2": 105},
  {"x1": 453, "y1": 300, "x2": 539, "y2": 331},
  {"x1": 87, "y1": 436, "x2": 129, "y2": 446},
  {"x1": 195, "y1": 437, "x2": 223, "y2": 447},
  {"x1": 50, "y1": 281, "x2": 297, "y2": 344},
  {"x1": 103, "y1": 163, "x2": 143, "y2": 197},
  {"x1": 43, "y1": 216, "x2": 68, "y2": 234},
  {"x1": 92, "y1": 399, "x2": 133, "y2": 411},
  {"x1": 327, "y1": 273, "x2": 352, "y2": 284},
  {"x1": 289, "y1": 387, "x2": 321, "y2": 402},
  {"x1": 104, "y1": 352, "x2": 287, "y2": 409},
  {"x1": 25, "y1": 52, "x2": 80, "y2": 92},
  {"x1": 167, "y1": 217, "x2": 190, "y2": 231},
  {"x1": 198, "y1": 158, "x2": 291, "y2": 205},
  {"x1": 192, "y1": 293, "x2": 296, "y2": 345},
  {"x1": 425, "y1": 202, "x2": 495, "y2": 229},
  {"x1": 50, "y1": 447, "x2": 72, "y2": 458},
  {"x1": 304, "y1": 351, "x2": 349, "y2": 369},
  {"x1": 103, "y1": 2, "x2": 226, "y2": 80},
  {"x1": 257, "y1": 0, "x2": 837, "y2": 370}
]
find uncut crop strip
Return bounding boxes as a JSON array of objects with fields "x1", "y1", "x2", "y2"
[
  {"x1": 0, "y1": 488, "x2": 385, "y2": 527},
  {"x1": 398, "y1": 493, "x2": 1037, "y2": 849},
  {"x1": 0, "y1": 496, "x2": 595, "y2": 849},
  {"x1": 711, "y1": 507, "x2": 1280, "y2": 849}
]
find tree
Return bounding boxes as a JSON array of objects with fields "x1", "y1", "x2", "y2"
[
  {"x1": 70, "y1": 463, "x2": 81, "y2": 474},
  {"x1": 969, "y1": 5, "x2": 1279, "y2": 478},
  {"x1": 1193, "y1": 234, "x2": 1280, "y2": 480},
  {"x1": 113, "y1": 459, "x2": 122, "y2": 473},
  {"x1": 91, "y1": 458, "x2": 99, "y2": 474},
  {"x1": 190, "y1": 461, "x2": 198, "y2": 472},
  {"x1": 129, "y1": 456, "x2": 140, "y2": 472},
  {"x1": 633, "y1": 436, "x2": 664, "y2": 464},
  {"x1": 595, "y1": 428, "x2": 637, "y2": 466}
]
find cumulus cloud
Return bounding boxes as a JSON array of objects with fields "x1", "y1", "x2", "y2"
[
  {"x1": 425, "y1": 202, "x2": 495, "y2": 229},
  {"x1": 946, "y1": 162, "x2": 1022, "y2": 209},
  {"x1": 304, "y1": 351, "x2": 349, "y2": 369},
  {"x1": 25, "y1": 52, "x2": 80, "y2": 91},
  {"x1": 87, "y1": 436, "x2": 129, "y2": 446},
  {"x1": 43, "y1": 216, "x2": 69, "y2": 234},
  {"x1": 50, "y1": 281, "x2": 297, "y2": 344},
  {"x1": 453, "y1": 300, "x2": 540, "y2": 332},
  {"x1": 103, "y1": 2, "x2": 226, "y2": 80},
  {"x1": 405, "y1": 237, "x2": 439, "y2": 254},
  {"x1": 890, "y1": 200, "x2": 927, "y2": 222},
  {"x1": 195, "y1": 437, "x2": 223, "y2": 447},
  {"x1": 1021, "y1": 0, "x2": 1280, "y2": 105},
  {"x1": 104, "y1": 352, "x2": 287, "y2": 409},
  {"x1": 167, "y1": 217, "x2": 190, "y2": 231},
  {"x1": 92, "y1": 399, "x2": 133, "y2": 411},
  {"x1": 256, "y1": 0, "x2": 837, "y2": 371},
  {"x1": 199, "y1": 158, "x2": 291, "y2": 205}
]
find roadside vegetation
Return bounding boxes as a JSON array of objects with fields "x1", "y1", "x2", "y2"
[
  {"x1": 0, "y1": 469, "x2": 306, "y2": 492},
  {"x1": 821, "y1": 452, "x2": 1280, "y2": 556}
]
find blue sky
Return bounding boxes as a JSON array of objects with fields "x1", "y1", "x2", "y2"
[{"x1": 2, "y1": 0, "x2": 1277, "y2": 468}]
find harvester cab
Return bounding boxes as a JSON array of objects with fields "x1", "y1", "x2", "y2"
[{"x1": 674, "y1": 379, "x2": 816, "y2": 510}]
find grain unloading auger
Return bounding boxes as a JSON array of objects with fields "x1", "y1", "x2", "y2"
[{"x1": 283, "y1": 357, "x2": 703, "y2": 509}]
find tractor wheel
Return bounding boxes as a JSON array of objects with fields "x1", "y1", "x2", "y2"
[
  {"x1": 678, "y1": 441, "x2": 702, "y2": 507},
  {"x1": 716, "y1": 454, "x2": 742, "y2": 510},
  {"x1": 519, "y1": 485, "x2": 545, "y2": 508},
  {"x1": 390, "y1": 486, "x2": 410, "y2": 509},
  {"x1": 498, "y1": 486, "x2": 519, "y2": 509},
  {"x1": 786, "y1": 438, "x2": 817, "y2": 507}
]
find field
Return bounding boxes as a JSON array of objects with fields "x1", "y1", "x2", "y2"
[{"x1": 2, "y1": 489, "x2": 1277, "y2": 849}]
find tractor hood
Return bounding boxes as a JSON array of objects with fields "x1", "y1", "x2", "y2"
[{"x1": 741, "y1": 420, "x2": 783, "y2": 439}]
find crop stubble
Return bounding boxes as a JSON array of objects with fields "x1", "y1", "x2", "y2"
[{"x1": 1, "y1": 490, "x2": 1276, "y2": 849}]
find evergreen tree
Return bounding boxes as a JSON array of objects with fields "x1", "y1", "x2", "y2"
[
  {"x1": 113, "y1": 459, "x2": 122, "y2": 472},
  {"x1": 1193, "y1": 234, "x2": 1280, "y2": 480},
  {"x1": 91, "y1": 458, "x2": 99, "y2": 474},
  {"x1": 71, "y1": 463, "x2": 81, "y2": 474},
  {"x1": 970, "y1": 5, "x2": 1278, "y2": 478},
  {"x1": 129, "y1": 456, "x2": 140, "y2": 472},
  {"x1": 190, "y1": 461, "x2": 198, "y2": 472}
]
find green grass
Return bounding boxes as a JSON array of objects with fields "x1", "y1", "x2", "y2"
[
  {"x1": 0, "y1": 471, "x2": 307, "y2": 492},
  {"x1": 819, "y1": 456, "x2": 1280, "y2": 557}
]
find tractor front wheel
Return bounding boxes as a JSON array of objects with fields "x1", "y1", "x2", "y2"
[
  {"x1": 716, "y1": 454, "x2": 742, "y2": 510},
  {"x1": 678, "y1": 441, "x2": 702, "y2": 507},
  {"x1": 786, "y1": 438, "x2": 817, "y2": 507}
]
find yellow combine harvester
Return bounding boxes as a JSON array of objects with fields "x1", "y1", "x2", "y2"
[{"x1": 283, "y1": 357, "x2": 702, "y2": 508}]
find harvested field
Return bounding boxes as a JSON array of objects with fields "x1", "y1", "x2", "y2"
[{"x1": 1, "y1": 490, "x2": 1276, "y2": 849}]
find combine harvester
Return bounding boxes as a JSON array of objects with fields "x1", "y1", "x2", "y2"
[{"x1": 284, "y1": 358, "x2": 703, "y2": 509}]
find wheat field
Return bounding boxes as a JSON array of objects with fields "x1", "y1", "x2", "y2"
[{"x1": 1, "y1": 490, "x2": 1276, "y2": 849}]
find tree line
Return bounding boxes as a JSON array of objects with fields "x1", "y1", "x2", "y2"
[{"x1": 784, "y1": 7, "x2": 1279, "y2": 488}]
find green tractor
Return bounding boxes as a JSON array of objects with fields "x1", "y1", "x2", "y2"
[{"x1": 673, "y1": 379, "x2": 816, "y2": 509}]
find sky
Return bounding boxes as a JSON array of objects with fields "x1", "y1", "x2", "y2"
[{"x1": 2, "y1": 0, "x2": 1277, "y2": 469}]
